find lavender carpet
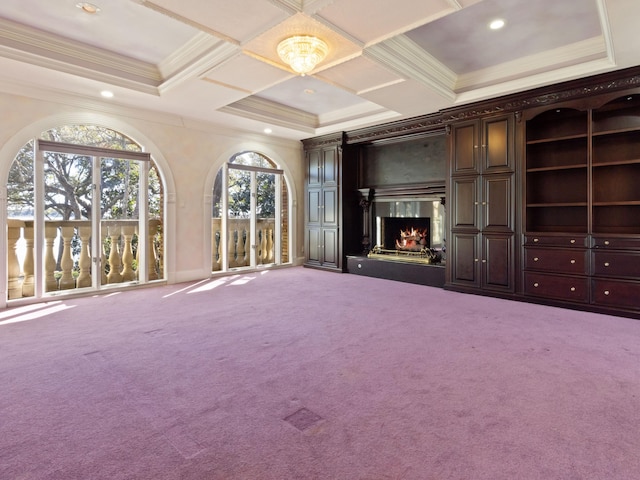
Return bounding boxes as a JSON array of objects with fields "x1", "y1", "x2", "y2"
[{"x1": 1, "y1": 267, "x2": 639, "y2": 479}]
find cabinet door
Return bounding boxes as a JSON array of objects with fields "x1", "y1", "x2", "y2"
[
  {"x1": 322, "y1": 148, "x2": 338, "y2": 186},
  {"x1": 482, "y1": 115, "x2": 513, "y2": 172},
  {"x1": 482, "y1": 234, "x2": 513, "y2": 291},
  {"x1": 307, "y1": 228, "x2": 321, "y2": 264},
  {"x1": 450, "y1": 232, "x2": 479, "y2": 287},
  {"x1": 483, "y1": 174, "x2": 513, "y2": 230},
  {"x1": 322, "y1": 187, "x2": 338, "y2": 227},
  {"x1": 307, "y1": 189, "x2": 321, "y2": 225},
  {"x1": 307, "y1": 150, "x2": 321, "y2": 187},
  {"x1": 451, "y1": 122, "x2": 479, "y2": 174},
  {"x1": 451, "y1": 176, "x2": 478, "y2": 229},
  {"x1": 322, "y1": 228, "x2": 339, "y2": 268}
]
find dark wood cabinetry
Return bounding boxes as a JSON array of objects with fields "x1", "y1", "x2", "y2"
[
  {"x1": 303, "y1": 137, "x2": 342, "y2": 270},
  {"x1": 302, "y1": 134, "x2": 358, "y2": 271},
  {"x1": 448, "y1": 114, "x2": 516, "y2": 293},
  {"x1": 522, "y1": 90, "x2": 640, "y2": 316},
  {"x1": 302, "y1": 66, "x2": 640, "y2": 318}
]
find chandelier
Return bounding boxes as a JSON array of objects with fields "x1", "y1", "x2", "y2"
[{"x1": 277, "y1": 35, "x2": 329, "y2": 75}]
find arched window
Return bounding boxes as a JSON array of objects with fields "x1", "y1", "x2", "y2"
[
  {"x1": 211, "y1": 151, "x2": 289, "y2": 271},
  {"x1": 5, "y1": 124, "x2": 164, "y2": 301}
]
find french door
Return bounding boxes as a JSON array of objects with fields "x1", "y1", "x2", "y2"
[
  {"x1": 223, "y1": 163, "x2": 282, "y2": 270},
  {"x1": 33, "y1": 140, "x2": 152, "y2": 296}
]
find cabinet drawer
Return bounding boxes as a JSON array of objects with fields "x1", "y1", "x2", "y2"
[
  {"x1": 592, "y1": 236, "x2": 640, "y2": 249},
  {"x1": 524, "y1": 234, "x2": 587, "y2": 247},
  {"x1": 525, "y1": 247, "x2": 587, "y2": 274},
  {"x1": 524, "y1": 272, "x2": 588, "y2": 303},
  {"x1": 592, "y1": 278, "x2": 640, "y2": 310},
  {"x1": 592, "y1": 251, "x2": 640, "y2": 279}
]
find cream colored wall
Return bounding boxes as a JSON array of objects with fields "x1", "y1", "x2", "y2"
[{"x1": 0, "y1": 91, "x2": 305, "y2": 288}]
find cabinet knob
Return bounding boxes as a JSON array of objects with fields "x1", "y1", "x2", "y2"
[
  {"x1": 533, "y1": 257, "x2": 539, "y2": 262},
  {"x1": 482, "y1": 202, "x2": 487, "y2": 206},
  {"x1": 570, "y1": 287, "x2": 576, "y2": 292},
  {"x1": 474, "y1": 201, "x2": 479, "y2": 205},
  {"x1": 481, "y1": 259, "x2": 487, "y2": 263},
  {"x1": 604, "y1": 240, "x2": 610, "y2": 246},
  {"x1": 474, "y1": 258, "x2": 479, "y2": 262},
  {"x1": 604, "y1": 290, "x2": 610, "y2": 296},
  {"x1": 533, "y1": 282, "x2": 539, "y2": 287},
  {"x1": 570, "y1": 259, "x2": 576, "y2": 264},
  {"x1": 570, "y1": 239, "x2": 576, "y2": 244},
  {"x1": 604, "y1": 262, "x2": 610, "y2": 267},
  {"x1": 533, "y1": 238, "x2": 539, "y2": 243}
]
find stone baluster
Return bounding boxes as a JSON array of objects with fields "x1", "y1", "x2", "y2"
[
  {"x1": 257, "y1": 226, "x2": 265, "y2": 265},
  {"x1": 148, "y1": 220, "x2": 161, "y2": 280},
  {"x1": 7, "y1": 220, "x2": 24, "y2": 299},
  {"x1": 58, "y1": 226, "x2": 76, "y2": 290},
  {"x1": 21, "y1": 223, "x2": 35, "y2": 297},
  {"x1": 211, "y1": 218, "x2": 221, "y2": 272},
  {"x1": 228, "y1": 222, "x2": 238, "y2": 268},
  {"x1": 237, "y1": 225, "x2": 247, "y2": 266},
  {"x1": 107, "y1": 225, "x2": 123, "y2": 284},
  {"x1": 120, "y1": 225, "x2": 136, "y2": 282},
  {"x1": 100, "y1": 229, "x2": 108, "y2": 285},
  {"x1": 76, "y1": 225, "x2": 92, "y2": 288},
  {"x1": 44, "y1": 225, "x2": 59, "y2": 292},
  {"x1": 265, "y1": 226, "x2": 274, "y2": 263}
]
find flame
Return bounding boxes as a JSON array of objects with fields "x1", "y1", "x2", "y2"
[{"x1": 395, "y1": 227, "x2": 428, "y2": 251}]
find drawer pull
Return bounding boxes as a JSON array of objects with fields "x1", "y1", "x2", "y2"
[
  {"x1": 570, "y1": 287, "x2": 576, "y2": 292},
  {"x1": 604, "y1": 262, "x2": 610, "y2": 267},
  {"x1": 604, "y1": 240, "x2": 610, "y2": 246},
  {"x1": 533, "y1": 257, "x2": 539, "y2": 262},
  {"x1": 570, "y1": 239, "x2": 576, "y2": 244},
  {"x1": 533, "y1": 282, "x2": 539, "y2": 287},
  {"x1": 604, "y1": 290, "x2": 610, "y2": 296},
  {"x1": 533, "y1": 238, "x2": 539, "y2": 243},
  {"x1": 570, "y1": 259, "x2": 575, "y2": 264}
]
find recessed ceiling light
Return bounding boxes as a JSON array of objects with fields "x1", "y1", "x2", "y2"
[
  {"x1": 263, "y1": 128, "x2": 272, "y2": 134},
  {"x1": 489, "y1": 19, "x2": 505, "y2": 30},
  {"x1": 100, "y1": 90, "x2": 114, "y2": 98},
  {"x1": 76, "y1": 2, "x2": 100, "y2": 14}
]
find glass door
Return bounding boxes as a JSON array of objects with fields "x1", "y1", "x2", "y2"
[
  {"x1": 33, "y1": 141, "x2": 151, "y2": 296},
  {"x1": 226, "y1": 164, "x2": 281, "y2": 270}
]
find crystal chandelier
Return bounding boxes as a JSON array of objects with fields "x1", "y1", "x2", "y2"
[{"x1": 277, "y1": 35, "x2": 329, "y2": 75}]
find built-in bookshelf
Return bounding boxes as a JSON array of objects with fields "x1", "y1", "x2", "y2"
[{"x1": 525, "y1": 108, "x2": 588, "y2": 233}]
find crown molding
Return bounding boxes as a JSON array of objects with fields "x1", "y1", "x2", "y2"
[
  {"x1": 220, "y1": 96, "x2": 318, "y2": 132},
  {"x1": 0, "y1": 17, "x2": 161, "y2": 94},
  {"x1": 159, "y1": 41, "x2": 240, "y2": 93},
  {"x1": 455, "y1": 36, "x2": 609, "y2": 93},
  {"x1": 136, "y1": 1, "x2": 240, "y2": 45},
  {"x1": 317, "y1": 102, "x2": 391, "y2": 127},
  {"x1": 363, "y1": 35, "x2": 457, "y2": 101},
  {"x1": 269, "y1": 0, "x2": 302, "y2": 14}
]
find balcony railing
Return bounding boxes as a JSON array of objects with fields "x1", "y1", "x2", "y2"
[
  {"x1": 211, "y1": 217, "x2": 275, "y2": 271},
  {"x1": 7, "y1": 219, "x2": 162, "y2": 299}
]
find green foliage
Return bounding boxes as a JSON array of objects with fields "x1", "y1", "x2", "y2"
[
  {"x1": 8, "y1": 125, "x2": 162, "y2": 221},
  {"x1": 213, "y1": 151, "x2": 277, "y2": 218}
]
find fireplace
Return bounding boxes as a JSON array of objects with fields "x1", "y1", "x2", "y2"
[
  {"x1": 380, "y1": 216, "x2": 430, "y2": 251},
  {"x1": 365, "y1": 188, "x2": 445, "y2": 265}
]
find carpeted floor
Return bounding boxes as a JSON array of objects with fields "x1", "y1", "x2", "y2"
[{"x1": 1, "y1": 266, "x2": 639, "y2": 479}]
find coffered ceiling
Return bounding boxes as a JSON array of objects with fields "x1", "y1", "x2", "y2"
[{"x1": 0, "y1": 0, "x2": 635, "y2": 140}]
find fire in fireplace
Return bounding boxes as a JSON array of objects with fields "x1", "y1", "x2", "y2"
[{"x1": 381, "y1": 217, "x2": 430, "y2": 251}]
